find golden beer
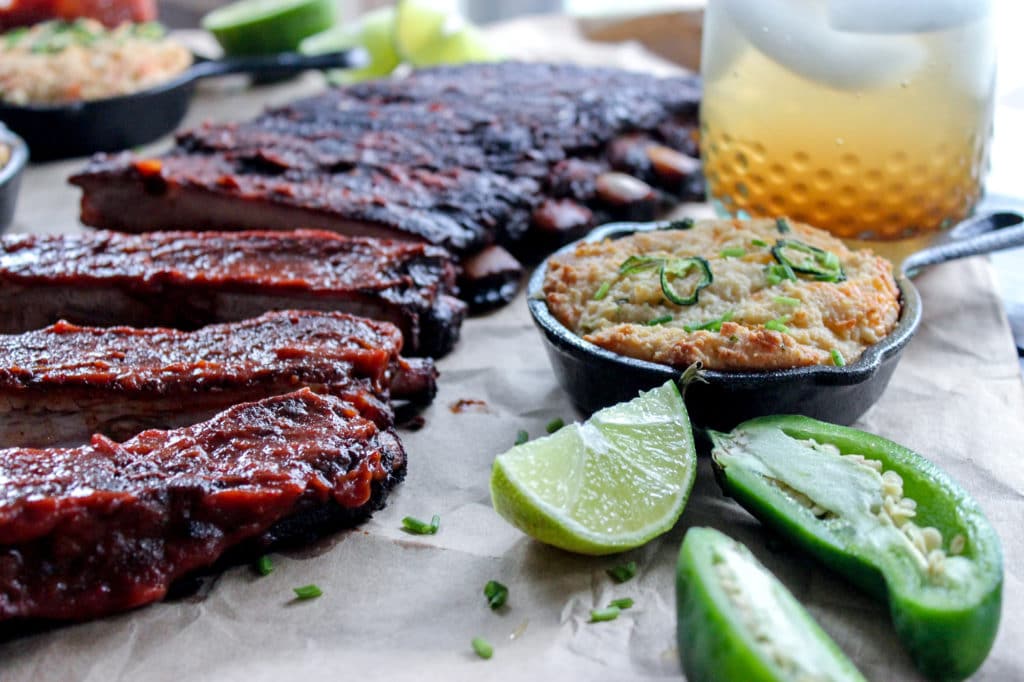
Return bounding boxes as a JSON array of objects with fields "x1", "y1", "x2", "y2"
[{"x1": 700, "y1": 0, "x2": 995, "y2": 239}]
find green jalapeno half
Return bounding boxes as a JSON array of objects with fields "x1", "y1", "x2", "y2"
[
  {"x1": 710, "y1": 416, "x2": 1003, "y2": 681},
  {"x1": 676, "y1": 527, "x2": 866, "y2": 682}
]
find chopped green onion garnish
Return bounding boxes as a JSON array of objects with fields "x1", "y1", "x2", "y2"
[
  {"x1": 831, "y1": 349, "x2": 846, "y2": 366},
  {"x1": 774, "y1": 296, "x2": 801, "y2": 306},
  {"x1": 256, "y1": 555, "x2": 274, "y2": 576},
  {"x1": 684, "y1": 310, "x2": 734, "y2": 333},
  {"x1": 660, "y1": 257, "x2": 713, "y2": 306},
  {"x1": 546, "y1": 418, "x2": 565, "y2": 433},
  {"x1": 751, "y1": 238, "x2": 769, "y2": 247},
  {"x1": 607, "y1": 560, "x2": 638, "y2": 583},
  {"x1": 764, "y1": 316, "x2": 791, "y2": 334},
  {"x1": 776, "y1": 217, "x2": 792, "y2": 233},
  {"x1": 514, "y1": 429, "x2": 529, "y2": 446},
  {"x1": 471, "y1": 636, "x2": 494, "y2": 659},
  {"x1": 719, "y1": 247, "x2": 746, "y2": 259},
  {"x1": 402, "y1": 514, "x2": 440, "y2": 535},
  {"x1": 590, "y1": 606, "x2": 621, "y2": 622},
  {"x1": 593, "y1": 281, "x2": 612, "y2": 301},
  {"x1": 765, "y1": 262, "x2": 798, "y2": 286},
  {"x1": 484, "y1": 580, "x2": 509, "y2": 610},
  {"x1": 660, "y1": 218, "x2": 695, "y2": 230},
  {"x1": 293, "y1": 584, "x2": 322, "y2": 600},
  {"x1": 608, "y1": 597, "x2": 634, "y2": 610},
  {"x1": 646, "y1": 314, "x2": 673, "y2": 326}
]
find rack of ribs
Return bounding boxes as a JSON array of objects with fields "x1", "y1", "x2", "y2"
[
  {"x1": 0, "y1": 310, "x2": 437, "y2": 448},
  {"x1": 0, "y1": 230, "x2": 465, "y2": 357},
  {"x1": 69, "y1": 62, "x2": 703, "y2": 309},
  {"x1": 0, "y1": 388, "x2": 405, "y2": 622}
]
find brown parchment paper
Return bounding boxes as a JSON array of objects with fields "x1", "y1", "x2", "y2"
[{"x1": 3, "y1": 16, "x2": 1023, "y2": 682}]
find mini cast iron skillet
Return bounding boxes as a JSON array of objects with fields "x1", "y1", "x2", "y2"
[
  {"x1": 527, "y1": 211, "x2": 1024, "y2": 429},
  {"x1": 0, "y1": 122, "x2": 28, "y2": 232},
  {"x1": 0, "y1": 48, "x2": 365, "y2": 162}
]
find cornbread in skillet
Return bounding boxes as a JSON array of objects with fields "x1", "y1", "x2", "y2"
[{"x1": 543, "y1": 218, "x2": 900, "y2": 370}]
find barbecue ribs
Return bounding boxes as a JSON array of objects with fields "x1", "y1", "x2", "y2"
[
  {"x1": 70, "y1": 62, "x2": 703, "y2": 307},
  {"x1": 0, "y1": 230, "x2": 464, "y2": 357},
  {"x1": 0, "y1": 389, "x2": 404, "y2": 622},
  {"x1": 0, "y1": 310, "x2": 436, "y2": 448}
]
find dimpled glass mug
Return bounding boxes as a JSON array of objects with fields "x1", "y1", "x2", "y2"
[{"x1": 700, "y1": 0, "x2": 996, "y2": 240}]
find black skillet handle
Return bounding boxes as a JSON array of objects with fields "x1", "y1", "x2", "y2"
[
  {"x1": 184, "y1": 48, "x2": 369, "y2": 82},
  {"x1": 901, "y1": 211, "x2": 1024, "y2": 276}
]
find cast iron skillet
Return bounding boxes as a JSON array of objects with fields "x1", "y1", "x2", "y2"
[
  {"x1": 0, "y1": 122, "x2": 29, "y2": 232},
  {"x1": 527, "y1": 211, "x2": 1024, "y2": 430},
  {"x1": 0, "y1": 48, "x2": 366, "y2": 162}
]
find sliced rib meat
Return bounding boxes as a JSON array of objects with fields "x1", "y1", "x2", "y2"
[
  {"x1": 0, "y1": 230, "x2": 465, "y2": 357},
  {"x1": 0, "y1": 311, "x2": 437, "y2": 447},
  {"x1": 69, "y1": 62, "x2": 704, "y2": 310},
  {"x1": 0, "y1": 388, "x2": 405, "y2": 622}
]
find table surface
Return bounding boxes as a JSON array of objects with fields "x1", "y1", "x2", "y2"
[{"x1": 3, "y1": 10, "x2": 1024, "y2": 682}]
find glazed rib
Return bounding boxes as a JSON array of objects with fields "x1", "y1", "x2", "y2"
[
  {"x1": 70, "y1": 62, "x2": 703, "y2": 307},
  {"x1": 0, "y1": 230, "x2": 465, "y2": 357},
  {"x1": 0, "y1": 310, "x2": 437, "y2": 447},
  {"x1": 0, "y1": 388, "x2": 405, "y2": 622}
]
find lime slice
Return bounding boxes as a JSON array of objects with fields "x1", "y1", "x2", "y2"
[
  {"x1": 408, "y1": 25, "x2": 499, "y2": 67},
  {"x1": 202, "y1": 0, "x2": 336, "y2": 56},
  {"x1": 393, "y1": 0, "x2": 449, "y2": 63},
  {"x1": 299, "y1": 8, "x2": 400, "y2": 84},
  {"x1": 490, "y1": 381, "x2": 696, "y2": 555}
]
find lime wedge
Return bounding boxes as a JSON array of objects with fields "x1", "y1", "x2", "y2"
[
  {"x1": 408, "y1": 25, "x2": 499, "y2": 67},
  {"x1": 393, "y1": 0, "x2": 449, "y2": 63},
  {"x1": 299, "y1": 8, "x2": 400, "y2": 84},
  {"x1": 202, "y1": 0, "x2": 336, "y2": 56},
  {"x1": 490, "y1": 381, "x2": 696, "y2": 555}
]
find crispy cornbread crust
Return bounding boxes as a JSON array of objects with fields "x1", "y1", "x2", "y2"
[{"x1": 543, "y1": 219, "x2": 899, "y2": 370}]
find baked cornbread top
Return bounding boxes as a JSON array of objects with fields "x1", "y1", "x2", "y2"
[{"x1": 543, "y1": 218, "x2": 900, "y2": 371}]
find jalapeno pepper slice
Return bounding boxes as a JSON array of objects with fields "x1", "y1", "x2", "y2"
[
  {"x1": 676, "y1": 527, "x2": 867, "y2": 682},
  {"x1": 710, "y1": 416, "x2": 1003, "y2": 681},
  {"x1": 772, "y1": 240, "x2": 846, "y2": 282},
  {"x1": 659, "y1": 257, "x2": 712, "y2": 305}
]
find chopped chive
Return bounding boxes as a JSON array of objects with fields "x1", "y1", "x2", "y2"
[
  {"x1": 292, "y1": 584, "x2": 322, "y2": 600},
  {"x1": 765, "y1": 316, "x2": 791, "y2": 334},
  {"x1": 402, "y1": 514, "x2": 440, "y2": 535},
  {"x1": 660, "y1": 217, "x2": 694, "y2": 230},
  {"x1": 607, "y1": 560, "x2": 638, "y2": 583},
  {"x1": 831, "y1": 349, "x2": 846, "y2": 366},
  {"x1": 514, "y1": 429, "x2": 529, "y2": 445},
  {"x1": 593, "y1": 281, "x2": 612, "y2": 301},
  {"x1": 751, "y1": 238, "x2": 769, "y2": 247},
  {"x1": 684, "y1": 310, "x2": 734, "y2": 333},
  {"x1": 471, "y1": 636, "x2": 494, "y2": 659},
  {"x1": 590, "y1": 606, "x2": 621, "y2": 622},
  {"x1": 776, "y1": 217, "x2": 792, "y2": 233},
  {"x1": 608, "y1": 597, "x2": 634, "y2": 610},
  {"x1": 546, "y1": 418, "x2": 565, "y2": 434},
  {"x1": 255, "y1": 555, "x2": 274, "y2": 576},
  {"x1": 765, "y1": 262, "x2": 797, "y2": 286},
  {"x1": 719, "y1": 247, "x2": 746, "y2": 259},
  {"x1": 646, "y1": 314, "x2": 674, "y2": 326},
  {"x1": 774, "y1": 296, "x2": 801, "y2": 306},
  {"x1": 483, "y1": 580, "x2": 509, "y2": 610}
]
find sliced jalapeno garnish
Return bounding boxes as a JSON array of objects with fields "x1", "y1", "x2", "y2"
[
  {"x1": 660, "y1": 257, "x2": 712, "y2": 306},
  {"x1": 618, "y1": 255, "x2": 664, "y2": 276},
  {"x1": 710, "y1": 416, "x2": 1003, "y2": 681},
  {"x1": 677, "y1": 527, "x2": 866, "y2": 682},
  {"x1": 772, "y1": 240, "x2": 846, "y2": 282}
]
